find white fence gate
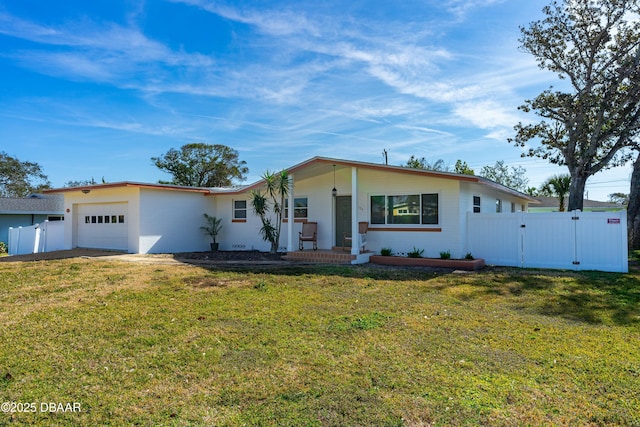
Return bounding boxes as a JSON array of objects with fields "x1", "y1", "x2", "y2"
[
  {"x1": 467, "y1": 210, "x2": 628, "y2": 273},
  {"x1": 8, "y1": 221, "x2": 65, "y2": 256}
]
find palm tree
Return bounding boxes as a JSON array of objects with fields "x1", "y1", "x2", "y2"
[
  {"x1": 250, "y1": 170, "x2": 289, "y2": 253},
  {"x1": 540, "y1": 174, "x2": 572, "y2": 212}
]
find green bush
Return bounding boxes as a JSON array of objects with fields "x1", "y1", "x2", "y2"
[
  {"x1": 407, "y1": 247, "x2": 424, "y2": 258},
  {"x1": 380, "y1": 247, "x2": 393, "y2": 256},
  {"x1": 439, "y1": 250, "x2": 451, "y2": 260},
  {"x1": 0, "y1": 241, "x2": 7, "y2": 255},
  {"x1": 464, "y1": 252, "x2": 474, "y2": 260}
]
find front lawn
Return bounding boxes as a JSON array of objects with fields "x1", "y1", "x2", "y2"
[{"x1": 0, "y1": 259, "x2": 639, "y2": 426}]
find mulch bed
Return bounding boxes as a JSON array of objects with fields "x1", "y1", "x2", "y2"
[{"x1": 175, "y1": 250, "x2": 286, "y2": 262}]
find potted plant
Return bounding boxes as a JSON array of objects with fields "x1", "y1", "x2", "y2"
[{"x1": 201, "y1": 213, "x2": 223, "y2": 251}]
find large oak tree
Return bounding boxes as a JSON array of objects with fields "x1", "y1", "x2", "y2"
[
  {"x1": 510, "y1": 0, "x2": 640, "y2": 211},
  {"x1": 0, "y1": 151, "x2": 50, "y2": 197},
  {"x1": 152, "y1": 143, "x2": 248, "y2": 187}
]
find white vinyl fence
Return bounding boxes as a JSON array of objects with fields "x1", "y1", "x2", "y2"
[
  {"x1": 467, "y1": 210, "x2": 628, "y2": 273},
  {"x1": 8, "y1": 221, "x2": 65, "y2": 256}
]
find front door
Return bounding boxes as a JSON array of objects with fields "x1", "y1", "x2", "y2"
[{"x1": 335, "y1": 196, "x2": 351, "y2": 247}]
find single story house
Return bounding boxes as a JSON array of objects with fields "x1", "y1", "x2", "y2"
[
  {"x1": 0, "y1": 194, "x2": 64, "y2": 244},
  {"x1": 528, "y1": 196, "x2": 625, "y2": 213},
  {"x1": 45, "y1": 156, "x2": 537, "y2": 259}
]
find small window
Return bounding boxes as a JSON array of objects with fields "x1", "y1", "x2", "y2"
[
  {"x1": 473, "y1": 196, "x2": 481, "y2": 213},
  {"x1": 511, "y1": 202, "x2": 516, "y2": 213},
  {"x1": 104, "y1": 215, "x2": 110, "y2": 223},
  {"x1": 85, "y1": 216, "x2": 90, "y2": 224},
  {"x1": 118, "y1": 215, "x2": 125, "y2": 223},
  {"x1": 98, "y1": 216, "x2": 103, "y2": 223},
  {"x1": 91, "y1": 216, "x2": 97, "y2": 224},
  {"x1": 496, "y1": 199, "x2": 502, "y2": 213},
  {"x1": 111, "y1": 215, "x2": 117, "y2": 223},
  {"x1": 233, "y1": 200, "x2": 247, "y2": 220},
  {"x1": 284, "y1": 197, "x2": 308, "y2": 219},
  {"x1": 48, "y1": 216, "x2": 64, "y2": 221}
]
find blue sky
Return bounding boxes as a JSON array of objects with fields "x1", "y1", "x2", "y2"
[{"x1": 0, "y1": 0, "x2": 633, "y2": 200}]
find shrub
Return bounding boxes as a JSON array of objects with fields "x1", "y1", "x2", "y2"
[
  {"x1": 439, "y1": 250, "x2": 451, "y2": 260},
  {"x1": 380, "y1": 247, "x2": 393, "y2": 256},
  {"x1": 407, "y1": 247, "x2": 424, "y2": 258},
  {"x1": 464, "y1": 252, "x2": 474, "y2": 260},
  {"x1": 0, "y1": 241, "x2": 7, "y2": 254}
]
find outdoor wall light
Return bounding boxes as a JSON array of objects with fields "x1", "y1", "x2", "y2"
[
  {"x1": 332, "y1": 164, "x2": 337, "y2": 197},
  {"x1": 81, "y1": 189, "x2": 91, "y2": 194}
]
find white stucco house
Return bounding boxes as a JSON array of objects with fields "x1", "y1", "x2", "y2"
[{"x1": 45, "y1": 156, "x2": 537, "y2": 259}]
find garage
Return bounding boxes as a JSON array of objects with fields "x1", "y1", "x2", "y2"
[{"x1": 76, "y1": 202, "x2": 128, "y2": 250}]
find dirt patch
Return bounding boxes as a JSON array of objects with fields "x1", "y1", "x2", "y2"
[
  {"x1": 0, "y1": 249, "x2": 127, "y2": 263},
  {"x1": 175, "y1": 250, "x2": 286, "y2": 262},
  {"x1": 0, "y1": 249, "x2": 287, "y2": 265}
]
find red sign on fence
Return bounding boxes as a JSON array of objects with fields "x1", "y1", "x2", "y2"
[{"x1": 607, "y1": 218, "x2": 621, "y2": 224}]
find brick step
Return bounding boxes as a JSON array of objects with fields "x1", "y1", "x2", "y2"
[{"x1": 283, "y1": 250, "x2": 356, "y2": 264}]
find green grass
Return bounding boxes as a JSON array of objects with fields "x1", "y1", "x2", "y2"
[{"x1": 1, "y1": 259, "x2": 639, "y2": 426}]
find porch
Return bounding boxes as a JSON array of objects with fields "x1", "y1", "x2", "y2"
[{"x1": 283, "y1": 248, "x2": 373, "y2": 264}]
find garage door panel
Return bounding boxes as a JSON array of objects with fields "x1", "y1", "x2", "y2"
[{"x1": 77, "y1": 203, "x2": 128, "y2": 250}]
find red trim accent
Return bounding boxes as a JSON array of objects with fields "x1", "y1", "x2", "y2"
[
  {"x1": 44, "y1": 182, "x2": 211, "y2": 194},
  {"x1": 369, "y1": 227, "x2": 442, "y2": 232},
  {"x1": 231, "y1": 219, "x2": 247, "y2": 223}
]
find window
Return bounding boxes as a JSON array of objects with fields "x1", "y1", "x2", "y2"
[
  {"x1": 91, "y1": 216, "x2": 97, "y2": 223},
  {"x1": 85, "y1": 216, "x2": 90, "y2": 224},
  {"x1": 371, "y1": 194, "x2": 439, "y2": 225},
  {"x1": 111, "y1": 215, "x2": 117, "y2": 223},
  {"x1": 473, "y1": 196, "x2": 481, "y2": 213},
  {"x1": 47, "y1": 215, "x2": 64, "y2": 221},
  {"x1": 511, "y1": 202, "x2": 516, "y2": 213},
  {"x1": 371, "y1": 196, "x2": 385, "y2": 224},
  {"x1": 118, "y1": 215, "x2": 125, "y2": 223},
  {"x1": 97, "y1": 216, "x2": 103, "y2": 223},
  {"x1": 104, "y1": 215, "x2": 110, "y2": 223},
  {"x1": 496, "y1": 199, "x2": 502, "y2": 213},
  {"x1": 421, "y1": 194, "x2": 438, "y2": 225},
  {"x1": 284, "y1": 197, "x2": 308, "y2": 219},
  {"x1": 233, "y1": 200, "x2": 247, "y2": 220}
]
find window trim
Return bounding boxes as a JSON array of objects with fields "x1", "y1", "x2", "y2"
[
  {"x1": 232, "y1": 199, "x2": 248, "y2": 222},
  {"x1": 473, "y1": 196, "x2": 481, "y2": 213},
  {"x1": 284, "y1": 197, "x2": 309, "y2": 220}
]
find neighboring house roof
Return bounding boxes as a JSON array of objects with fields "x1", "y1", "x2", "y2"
[
  {"x1": 0, "y1": 194, "x2": 64, "y2": 214},
  {"x1": 42, "y1": 156, "x2": 539, "y2": 203},
  {"x1": 533, "y1": 196, "x2": 624, "y2": 209}
]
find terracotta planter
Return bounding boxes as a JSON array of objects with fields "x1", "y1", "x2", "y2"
[{"x1": 370, "y1": 255, "x2": 485, "y2": 271}]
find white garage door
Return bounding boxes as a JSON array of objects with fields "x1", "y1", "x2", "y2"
[{"x1": 77, "y1": 203, "x2": 128, "y2": 250}]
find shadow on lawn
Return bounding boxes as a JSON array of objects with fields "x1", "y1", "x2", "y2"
[
  {"x1": 445, "y1": 267, "x2": 640, "y2": 326},
  {"x1": 177, "y1": 253, "x2": 640, "y2": 327}
]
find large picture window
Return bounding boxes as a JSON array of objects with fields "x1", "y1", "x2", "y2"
[
  {"x1": 371, "y1": 194, "x2": 439, "y2": 225},
  {"x1": 284, "y1": 197, "x2": 308, "y2": 219}
]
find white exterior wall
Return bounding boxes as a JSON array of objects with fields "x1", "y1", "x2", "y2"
[
  {"x1": 213, "y1": 193, "x2": 271, "y2": 252},
  {"x1": 138, "y1": 189, "x2": 213, "y2": 254},
  {"x1": 356, "y1": 169, "x2": 464, "y2": 258}
]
